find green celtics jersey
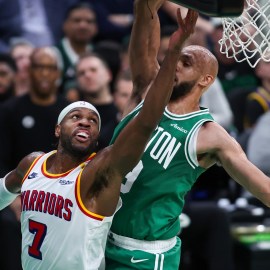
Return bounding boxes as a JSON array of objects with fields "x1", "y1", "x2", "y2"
[{"x1": 110, "y1": 102, "x2": 214, "y2": 240}]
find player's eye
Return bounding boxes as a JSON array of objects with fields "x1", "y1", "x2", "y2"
[
  {"x1": 72, "y1": 114, "x2": 79, "y2": 120},
  {"x1": 90, "y1": 118, "x2": 98, "y2": 124},
  {"x1": 183, "y1": 61, "x2": 191, "y2": 67}
]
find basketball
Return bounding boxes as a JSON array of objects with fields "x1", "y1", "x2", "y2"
[{"x1": 169, "y1": 0, "x2": 245, "y2": 17}]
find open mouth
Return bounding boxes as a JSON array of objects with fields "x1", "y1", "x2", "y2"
[{"x1": 75, "y1": 131, "x2": 90, "y2": 142}]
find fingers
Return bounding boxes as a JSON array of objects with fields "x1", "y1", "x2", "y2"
[
  {"x1": 177, "y1": 8, "x2": 184, "y2": 29},
  {"x1": 190, "y1": 10, "x2": 199, "y2": 29},
  {"x1": 177, "y1": 8, "x2": 198, "y2": 34},
  {"x1": 186, "y1": 9, "x2": 198, "y2": 27}
]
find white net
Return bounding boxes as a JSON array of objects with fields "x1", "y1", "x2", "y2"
[{"x1": 219, "y1": 0, "x2": 270, "y2": 68}]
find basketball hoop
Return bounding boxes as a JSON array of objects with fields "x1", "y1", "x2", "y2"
[{"x1": 219, "y1": 0, "x2": 270, "y2": 68}]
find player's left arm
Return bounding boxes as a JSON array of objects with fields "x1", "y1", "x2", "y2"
[
  {"x1": 0, "y1": 152, "x2": 43, "y2": 210},
  {"x1": 82, "y1": 9, "x2": 198, "y2": 216},
  {"x1": 199, "y1": 122, "x2": 270, "y2": 207}
]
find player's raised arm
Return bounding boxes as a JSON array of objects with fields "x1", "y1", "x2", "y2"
[
  {"x1": 124, "y1": 0, "x2": 164, "y2": 114},
  {"x1": 111, "y1": 8, "x2": 198, "y2": 177}
]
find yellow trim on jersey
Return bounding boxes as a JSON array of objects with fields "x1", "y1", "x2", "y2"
[
  {"x1": 42, "y1": 151, "x2": 76, "y2": 178},
  {"x1": 79, "y1": 152, "x2": 97, "y2": 169},
  {"x1": 22, "y1": 154, "x2": 44, "y2": 184},
  {"x1": 76, "y1": 169, "x2": 105, "y2": 220},
  {"x1": 43, "y1": 151, "x2": 97, "y2": 177}
]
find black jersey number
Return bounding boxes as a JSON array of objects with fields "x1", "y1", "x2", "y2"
[{"x1": 28, "y1": 219, "x2": 47, "y2": 260}]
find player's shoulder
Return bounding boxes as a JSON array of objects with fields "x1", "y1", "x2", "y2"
[
  {"x1": 18, "y1": 152, "x2": 45, "y2": 174},
  {"x1": 199, "y1": 121, "x2": 229, "y2": 142},
  {"x1": 199, "y1": 121, "x2": 234, "y2": 148},
  {"x1": 201, "y1": 120, "x2": 224, "y2": 133}
]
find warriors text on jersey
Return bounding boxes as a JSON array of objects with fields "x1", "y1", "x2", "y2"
[
  {"x1": 110, "y1": 103, "x2": 214, "y2": 240},
  {"x1": 20, "y1": 151, "x2": 118, "y2": 270}
]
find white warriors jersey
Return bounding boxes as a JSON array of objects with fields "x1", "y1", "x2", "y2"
[{"x1": 21, "y1": 151, "x2": 121, "y2": 270}]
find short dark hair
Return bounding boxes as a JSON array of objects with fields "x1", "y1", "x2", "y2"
[
  {"x1": 76, "y1": 52, "x2": 110, "y2": 71},
  {"x1": 0, "y1": 53, "x2": 17, "y2": 72},
  {"x1": 65, "y1": 2, "x2": 95, "y2": 20}
]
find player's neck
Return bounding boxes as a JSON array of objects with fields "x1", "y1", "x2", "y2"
[
  {"x1": 168, "y1": 97, "x2": 200, "y2": 115},
  {"x1": 46, "y1": 151, "x2": 88, "y2": 174}
]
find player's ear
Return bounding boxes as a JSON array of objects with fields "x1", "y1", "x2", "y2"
[
  {"x1": 55, "y1": 125, "x2": 61, "y2": 138},
  {"x1": 198, "y1": 74, "x2": 214, "y2": 88}
]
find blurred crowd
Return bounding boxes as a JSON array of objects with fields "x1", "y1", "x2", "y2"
[{"x1": 0, "y1": 1, "x2": 270, "y2": 270}]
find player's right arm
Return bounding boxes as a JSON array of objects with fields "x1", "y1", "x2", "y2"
[
  {"x1": 123, "y1": 0, "x2": 163, "y2": 115},
  {"x1": 0, "y1": 152, "x2": 42, "y2": 210},
  {"x1": 197, "y1": 122, "x2": 270, "y2": 207}
]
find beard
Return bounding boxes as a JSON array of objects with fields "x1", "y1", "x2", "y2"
[
  {"x1": 60, "y1": 132, "x2": 98, "y2": 159},
  {"x1": 170, "y1": 80, "x2": 197, "y2": 101}
]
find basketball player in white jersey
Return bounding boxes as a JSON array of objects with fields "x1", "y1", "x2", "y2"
[{"x1": 0, "y1": 7, "x2": 199, "y2": 270}]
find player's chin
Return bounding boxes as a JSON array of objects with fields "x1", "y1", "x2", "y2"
[
  {"x1": 73, "y1": 141, "x2": 91, "y2": 150},
  {"x1": 75, "y1": 139, "x2": 97, "y2": 152},
  {"x1": 71, "y1": 144, "x2": 94, "y2": 157}
]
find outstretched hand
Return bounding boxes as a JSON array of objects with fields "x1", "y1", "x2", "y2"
[{"x1": 168, "y1": 8, "x2": 198, "y2": 52}]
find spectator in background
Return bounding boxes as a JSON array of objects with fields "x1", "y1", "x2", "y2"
[
  {"x1": 63, "y1": 39, "x2": 122, "y2": 103},
  {"x1": 67, "y1": 52, "x2": 119, "y2": 150},
  {"x1": 200, "y1": 80, "x2": 233, "y2": 131},
  {"x1": 0, "y1": 53, "x2": 17, "y2": 102},
  {"x1": 231, "y1": 58, "x2": 270, "y2": 152},
  {"x1": 94, "y1": 40, "x2": 122, "y2": 89},
  {"x1": 0, "y1": 0, "x2": 79, "y2": 52},
  {"x1": 56, "y1": 2, "x2": 98, "y2": 93},
  {"x1": 0, "y1": 47, "x2": 69, "y2": 176},
  {"x1": 244, "y1": 58, "x2": 270, "y2": 129},
  {"x1": 10, "y1": 38, "x2": 34, "y2": 96},
  {"x1": 0, "y1": 0, "x2": 22, "y2": 52},
  {"x1": 113, "y1": 69, "x2": 133, "y2": 121},
  {"x1": 119, "y1": 38, "x2": 130, "y2": 72},
  {"x1": 247, "y1": 111, "x2": 270, "y2": 176},
  {"x1": 89, "y1": 0, "x2": 134, "y2": 43}
]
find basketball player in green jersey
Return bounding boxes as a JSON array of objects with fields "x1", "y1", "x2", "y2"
[{"x1": 105, "y1": 0, "x2": 270, "y2": 269}]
